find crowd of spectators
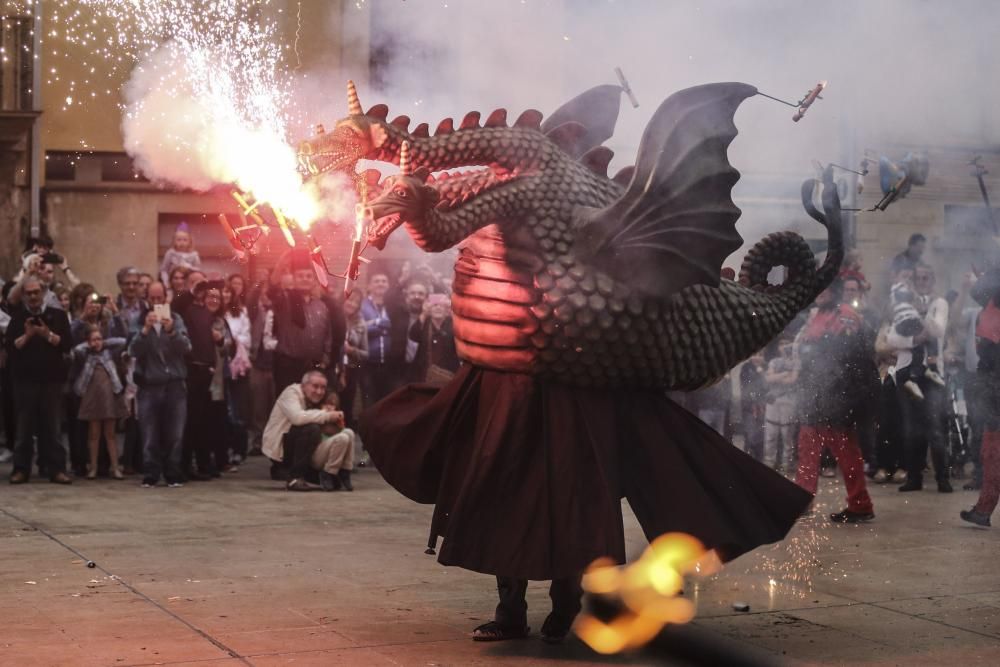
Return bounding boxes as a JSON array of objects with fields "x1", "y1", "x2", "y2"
[
  {"x1": 3, "y1": 226, "x2": 999, "y2": 526},
  {"x1": 0, "y1": 225, "x2": 460, "y2": 492},
  {"x1": 683, "y1": 233, "x2": 1000, "y2": 524}
]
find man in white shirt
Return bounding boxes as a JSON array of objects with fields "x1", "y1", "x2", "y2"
[
  {"x1": 886, "y1": 265, "x2": 952, "y2": 493},
  {"x1": 263, "y1": 370, "x2": 350, "y2": 491}
]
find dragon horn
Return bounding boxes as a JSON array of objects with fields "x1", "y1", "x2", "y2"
[
  {"x1": 399, "y1": 141, "x2": 413, "y2": 176},
  {"x1": 347, "y1": 80, "x2": 362, "y2": 116}
]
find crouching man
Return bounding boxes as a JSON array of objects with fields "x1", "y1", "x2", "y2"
[{"x1": 262, "y1": 369, "x2": 354, "y2": 491}]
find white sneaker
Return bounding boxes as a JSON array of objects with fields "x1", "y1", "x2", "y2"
[{"x1": 0, "y1": 448, "x2": 12, "y2": 464}]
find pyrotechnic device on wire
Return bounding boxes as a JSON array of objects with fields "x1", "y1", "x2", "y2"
[
  {"x1": 870, "y1": 152, "x2": 930, "y2": 212},
  {"x1": 756, "y1": 81, "x2": 827, "y2": 122}
]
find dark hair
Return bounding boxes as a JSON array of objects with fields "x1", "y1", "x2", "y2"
[
  {"x1": 222, "y1": 284, "x2": 243, "y2": 318},
  {"x1": 404, "y1": 278, "x2": 430, "y2": 292},
  {"x1": 169, "y1": 266, "x2": 190, "y2": 281},
  {"x1": 908, "y1": 233, "x2": 927, "y2": 246},
  {"x1": 25, "y1": 235, "x2": 54, "y2": 252},
  {"x1": 116, "y1": 266, "x2": 140, "y2": 286},
  {"x1": 69, "y1": 282, "x2": 97, "y2": 313},
  {"x1": 86, "y1": 325, "x2": 102, "y2": 339}
]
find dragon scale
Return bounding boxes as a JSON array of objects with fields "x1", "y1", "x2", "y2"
[{"x1": 301, "y1": 83, "x2": 844, "y2": 390}]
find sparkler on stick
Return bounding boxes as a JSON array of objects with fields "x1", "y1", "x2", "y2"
[{"x1": 217, "y1": 214, "x2": 247, "y2": 263}]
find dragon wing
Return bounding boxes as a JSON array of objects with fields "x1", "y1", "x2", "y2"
[
  {"x1": 541, "y1": 84, "x2": 624, "y2": 159},
  {"x1": 574, "y1": 82, "x2": 758, "y2": 298}
]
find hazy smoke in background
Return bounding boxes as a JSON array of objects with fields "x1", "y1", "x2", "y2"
[{"x1": 292, "y1": 0, "x2": 999, "y2": 251}]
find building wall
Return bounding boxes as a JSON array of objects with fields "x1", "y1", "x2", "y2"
[
  {"x1": 855, "y1": 147, "x2": 1000, "y2": 305},
  {"x1": 43, "y1": 185, "x2": 247, "y2": 294}
]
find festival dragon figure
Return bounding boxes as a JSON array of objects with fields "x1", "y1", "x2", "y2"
[{"x1": 299, "y1": 81, "x2": 840, "y2": 643}]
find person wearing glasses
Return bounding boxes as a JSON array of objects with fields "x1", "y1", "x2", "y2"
[{"x1": 6, "y1": 277, "x2": 73, "y2": 484}]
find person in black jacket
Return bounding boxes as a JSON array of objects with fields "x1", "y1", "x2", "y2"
[
  {"x1": 408, "y1": 293, "x2": 460, "y2": 383},
  {"x1": 6, "y1": 277, "x2": 73, "y2": 484}
]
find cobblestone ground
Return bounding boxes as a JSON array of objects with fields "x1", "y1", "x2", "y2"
[{"x1": 2, "y1": 457, "x2": 999, "y2": 666}]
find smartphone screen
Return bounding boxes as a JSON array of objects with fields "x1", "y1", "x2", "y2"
[{"x1": 153, "y1": 304, "x2": 171, "y2": 321}]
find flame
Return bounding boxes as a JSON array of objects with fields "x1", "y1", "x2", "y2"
[
  {"x1": 575, "y1": 533, "x2": 720, "y2": 655},
  {"x1": 208, "y1": 124, "x2": 322, "y2": 229}
]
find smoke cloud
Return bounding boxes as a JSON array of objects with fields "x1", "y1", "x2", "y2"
[
  {"x1": 295, "y1": 0, "x2": 999, "y2": 251},
  {"x1": 122, "y1": 42, "x2": 357, "y2": 227}
]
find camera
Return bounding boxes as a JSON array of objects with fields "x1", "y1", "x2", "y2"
[
  {"x1": 97, "y1": 296, "x2": 109, "y2": 305},
  {"x1": 41, "y1": 253, "x2": 64, "y2": 265}
]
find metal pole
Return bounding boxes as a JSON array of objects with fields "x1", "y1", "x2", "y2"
[{"x1": 29, "y1": 0, "x2": 41, "y2": 237}]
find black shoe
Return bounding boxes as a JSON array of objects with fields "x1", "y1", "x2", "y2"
[
  {"x1": 963, "y1": 481, "x2": 982, "y2": 491},
  {"x1": 319, "y1": 471, "x2": 341, "y2": 492},
  {"x1": 830, "y1": 509, "x2": 875, "y2": 523},
  {"x1": 141, "y1": 477, "x2": 157, "y2": 488},
  {"x1": 337, "y1": 469, "x2": 353, "y2": 491},
  {"x1": 540, "y1": 612, "x2": 577, "y2": 644},
  {"x1": 187, "y1": 472, "x2": 211, "y2": 481},
  {"x1": 937, "y1": 480, "x2": 953, "y2": 493},
  {"x1": 960, "y1": 509, "x2": 992, "y2": 527},
  {"x1": 471, "y1": 621, "x2": 530, "y2": 642},
  {"x1": 898, "y1": 480, "x2": 923, "y2": 492}
]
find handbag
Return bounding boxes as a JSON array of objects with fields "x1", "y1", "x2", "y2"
[
  {"x1": 423, "y1": 320, "x2": 455, "y2": 384},
  {"x1": 426, "y1": 363, "x2": 455, "y2": 384}
]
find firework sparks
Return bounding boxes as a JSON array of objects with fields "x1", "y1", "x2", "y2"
[{"x1": 42, "y1": 1, "x2": 337, "y2": 228}]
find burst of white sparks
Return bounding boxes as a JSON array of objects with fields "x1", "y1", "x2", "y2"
[{"x1": 39, "y1": 1, "x2": 324, "y2": 225}]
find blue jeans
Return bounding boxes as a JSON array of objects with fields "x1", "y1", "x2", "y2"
[
  {"x1": 12, "y1": 380, "x2": 66, "y2": 479},
  {"x1": 138, "y1": 380, "x2": 187, "y2": 483}
]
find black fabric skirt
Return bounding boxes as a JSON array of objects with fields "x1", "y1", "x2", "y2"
[{"x1": 362, "y1": 365, "x2": 812, "y2": 581}]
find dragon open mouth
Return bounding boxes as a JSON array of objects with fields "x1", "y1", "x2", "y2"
[
  {"x1": 366, "y1": 163, "x2": 525, "y2": 249},
  {"x1": 367, "y1": 212, "x2": 403, "y2": 250}
]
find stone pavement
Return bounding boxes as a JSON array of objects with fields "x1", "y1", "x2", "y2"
[{"x1": 1, "y1": 458, "x2": 999, "y2": 666}]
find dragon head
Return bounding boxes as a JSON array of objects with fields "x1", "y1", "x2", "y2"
[
  {"x1": 297, "y1": 80, "x2": 389, "y2": 177},
  {"x1": 366, "y1": 142, "x2": 439, "y2": 250}
]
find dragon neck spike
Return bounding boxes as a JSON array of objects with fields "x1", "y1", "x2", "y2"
[
  {"x1": 400, "y1": 141, "x2": 413, "y2": 176},
  {"x1": 347, "y1": 80, "x2": 363, "y2": 116}
]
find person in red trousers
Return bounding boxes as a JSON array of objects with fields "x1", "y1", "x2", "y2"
[
  {"x1": 795, "y1": 279, "x2": 879, "y2": 523},
  {"x1": 962, "y1": 267, "x2": 1000, "y2": 527}
]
